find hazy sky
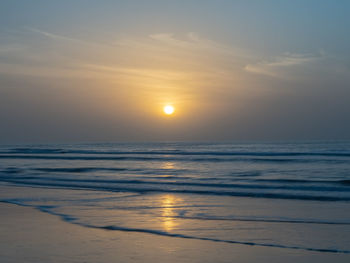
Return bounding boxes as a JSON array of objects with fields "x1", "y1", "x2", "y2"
[{"x1": 1, "y1": 0, "x2": 350, "y2": 143}]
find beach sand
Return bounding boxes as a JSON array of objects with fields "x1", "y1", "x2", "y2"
[{"x1": 1, "y1": 202, "x2": 349, "y2": 263}]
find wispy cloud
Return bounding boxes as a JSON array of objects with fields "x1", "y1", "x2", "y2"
[
  {"x1": 26, "y1": 27, "x2": 110, "y2": 49},
  {"x1": 2, "y1": 28, "x2": 339, "y2": 88},
  {"x1": 26, "y1": 27, "x2": 79, "y2": 42},
  {"x1": 117, "y1": 32, "x2": 252, "y2": 61},
  {"x1": 244, "y1": 53, "x2": 321, "y2": 78}
]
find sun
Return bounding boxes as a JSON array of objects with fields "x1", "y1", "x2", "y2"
[{"x1": 163, "y1": 105, "x2": 175, "y2": 115}]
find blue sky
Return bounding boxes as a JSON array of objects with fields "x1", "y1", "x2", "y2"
[{"x1": 1, "y1": 1, "x2": 350, "y2": 142}]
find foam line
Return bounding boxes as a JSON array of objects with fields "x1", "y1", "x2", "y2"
[{"x1": 2, "y1": 200, "x2": 349, "y2": 254}]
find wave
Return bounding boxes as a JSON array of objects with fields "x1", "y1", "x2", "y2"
[
  {"x1": 94, "y1": 225, "x2": 350, "y2": 254},
  {"x1": 164, "y1": 215, "x2": 350, "y2": 225},
  {"x1": 7, "y1": 148, "x2": 66, "y2": 154},
  {"x1": 2, "y1": 200, "x2": 348, "y2": 254},
  {"x1": 0, "y1": 154, "x2": 347, "y2": 164},
  {"x1": 340, "y1": 180, "x2": 350, "y2": 185},
  {"x1": 1, "y1": 178, "x2": 349, "y2": 201},
  {"x1": 1, "y1": 143, "x2": 349, "y2": 255},
  {"x1": 34, "y1": 167, "x2": 129, "y2": 173},
  {"x1": 252, "y1": 178, "x2": 350, "y2": 186},
  {"x1": 1, "y1": 175, "x2": 348, "y2": 192},
  {"x1": 5, "y1": 147, "x2": 350, "y2": 157},
  {"x1": 34, "y1": 167, "x2": 190, "y2": 174},
  {"x1": 1, "y1": 167, "x2": 192, "y2": 177}
]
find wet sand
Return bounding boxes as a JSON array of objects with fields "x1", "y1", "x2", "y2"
[{"x1": 1, "y1": 202, "x2": 349, "y2": 263}]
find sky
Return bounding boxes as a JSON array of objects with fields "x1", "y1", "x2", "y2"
[{"x1": 1, "y1": 0, "x2": 350, "y2": 143}]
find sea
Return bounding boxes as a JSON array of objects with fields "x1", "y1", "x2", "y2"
[{"x1": 0, "y1": 141, "x2": 349, "y2": 254}]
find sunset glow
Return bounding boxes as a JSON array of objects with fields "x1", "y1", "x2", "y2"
[{"x1": 1, "y1": 2, "x2": 349, "y2": 263}]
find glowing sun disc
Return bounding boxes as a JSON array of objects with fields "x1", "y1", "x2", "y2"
[{"x1": 163, "y1": 105, "x2": 175, "y2": 115}]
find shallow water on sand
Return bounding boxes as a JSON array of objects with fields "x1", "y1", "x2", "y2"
[{"x1": 0, "y1": 142, "x2": 349, "y2": 254}]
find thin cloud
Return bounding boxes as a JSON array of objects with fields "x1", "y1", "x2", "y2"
[
  {"x1": 83, "y1": 63, "x2": 190, "y2": 81},
  {"x1": 27, "y1": 27, "x2": 79, "y2": 42},
  {"x1": 119, "y1": 32, "x2": 253, "y2": 61},
  {"x1": 26, "y1": 27, "x2": 109, "y2": 49},
  {"x1": 244, "y1": 53, "x2": 320, "y2": 78},
  {"x1": 2, "y1": 29, "x2": 331, "y2": 86}
]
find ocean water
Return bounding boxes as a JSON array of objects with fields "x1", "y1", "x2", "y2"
[{"x1": 0, "y1": 142, "x2": 349, "y2": 254}]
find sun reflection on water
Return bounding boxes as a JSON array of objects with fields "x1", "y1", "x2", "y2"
[
  {"x1": 161, "y1": 161, "x2": 175, "y2": 170},
  {"x1": 160, "y1": 194, "x2": 182, "y2": 231}
]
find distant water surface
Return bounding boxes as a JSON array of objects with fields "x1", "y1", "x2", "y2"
[{"x1": 0, "y1": 142, "x2": 349, "y2": 254}]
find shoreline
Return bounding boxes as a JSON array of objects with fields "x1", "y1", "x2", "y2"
[{"x1": 1, "y1": 200, "x2": 350, "y2": 263}]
